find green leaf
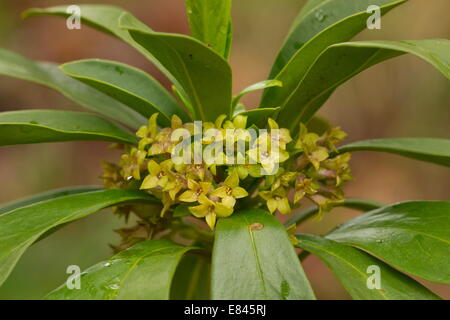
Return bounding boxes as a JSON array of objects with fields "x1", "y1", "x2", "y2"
[
  {"x1": 327, "y1": 201, "x2": 450, "y2": 284},
  {"x1": 0, "y1": 189, "x2": 158, "y2": 286},
  {"x1": 171, "y1": 254, "x2": 211, "y2": 300},
  {"x1": 306, "y1": 115, "x2": 331, "y2": 135},
  {"x1": 61, "y1": 59, "x2": 190, "y2": 126},
  {"x1": 276, "y1": 39, "x2": 450, "y2": 131},
  {"x1": 296, "y1": 235, "x2": 441, "y2": 300},
  {"x1": 237, "y1": 107, "x2": 281, "y2": 127},
  {"x1": 211, "y1": 209, "x2": 315, "y2": 299},
  {"x1": 0, "y1": 110, "x2": 138, "y2": 146},
  {"x1": 338, "y1": 138, "x2": 450, "y2": 167},
  {"x1": 46, "y1": 239, "x2": 194, "y2": 300},
  {"x1": 0, "y1": 48, "x2": 145, "y2": 129},
  {"x1": 233, "y1": 80, "x2": 282, "y2": 109},
  {"x1": 186, "y1": 0, "x2": 233, "y2": 59},
  {"x1": 267, "y1": 0, "x2": 406, "y2": 79},
  {"x1": 23, "y1": 5, "x2": 180, "y2": 88},
  {"x1": 0, "y1": 186, "x2": 101, "y2": 216},
  {"x1": 120, "y1": 13, "x2": 233, "y2": 121},
  {"x1": 285, "y1": 198, "x2": 384, "y2": 227}
]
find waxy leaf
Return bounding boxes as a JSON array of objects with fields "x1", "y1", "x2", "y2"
[
  {"x1": 0, "y1": 189, "x2": 158, "y2": 286},
  {"x1": 285, "y1": 198, "x2": 384, "y2": 227},
  {"x1": 61, "y1": 59, "x2": 190, "y2": 126},
  {"x1": 211, "y1": 209, "x2": 315, "y2": 300},
  {"x1": 0, "y1": 186, "x2": 101, "y2": 215},
  {"x1": 237, "y1": 107, "x2": 281, "y2": 127},
  {"x1": 296, "y1": 235, "x2": 441, "y2": 300},
  {"x1": 120, "y1": 13, "x2": 232, "y2": 121},
  {"x1": 276, "y1": 39, "x2": 450, "y2": 131},
  {"x1": 267, "y1": 0, "x2": 406, "y2": 79},
  {"x1": 171, "y1": 254, "x2": 211, "y2": 300},
  {"x1": 338, "y1": 138, "x2": 450, "y2": 167},
  {"x1": 186, "y1": 0, "x2": 233, "y2": 59},
  {"x1": 327, "y1": 201, "x2": 450, "y2": 284},
  {"x1": 0, "y1": 49, "x2": 145, "y2": 128},
  {"x1": 0, "y1": 110, "x2": 138, "y2": 146},
  {"x1": 23, "y1": 5, "x2": 180, "y2": 88},
  {"x1": 46, "y1": 239, "x2": 194, "y2": 300},
  {"x1": 233, "y1": 80, "x2": 282, "y2": 109}
]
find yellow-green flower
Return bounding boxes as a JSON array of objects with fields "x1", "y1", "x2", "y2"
[
  {"x1": 212, "y1": 170, "x2": 248, "y2": 207},
  {"x1": 259, "y1": 187, "x2": 291, "y2": 214},
  {"x1": 178, "y1": 179, "x2": 212, "y2": 202},
  {"x1": 295, "y1": 124, "x2": 329, "y2": 170},
  {"x1": 309, "y1": 194, "x2": 344, "y2": 220},
  {"x1": 136, "y1": 113, "x2": 159, "y2": 150},
  {"x1": 320, "y1": 127, "x2": 347, "y2": 151},
  {"x1": 189, "y1": 195, "x2": 234, "y2": 230},
  {"x1": 268, "y1": 118, "x2": 292, "y2": 150},
  {"x1": 140, "y1": 159, "x2": 173, "y2": 190},
  {"x1": 119, "y1": 148, "x2": 147, "y2": 180},
  {"x1": 294, "y1": 175, "x2": 319, "y2": 203},
  {"x1": 223, "y1": 114, "x2": 247, "y2": 130},
  {"x1": 320, "y1": 153, "x2": 352, "y2": 186},
  {"x1": 286, "y1": 223, "x2": 299, "y2": 245},
  {"x1": 235, "y1": 163, "x2": 263, "y2": 179},
  {"x1": 164, "y1": 173, "x2": 188, "y2": 200}
]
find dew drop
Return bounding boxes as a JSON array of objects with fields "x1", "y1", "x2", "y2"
[
  {"x1": 108, "y1": 284, "x2": 120, "y2": 290},
  {"x1": 103, "y1": 262, "x2": 112, "y2": 267}
]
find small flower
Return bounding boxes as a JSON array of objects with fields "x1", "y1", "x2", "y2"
[
  {"x1": 223, "y1": 114, "x2": 248, "y2": 130},
  {"x1": 268, "y1": 118, "x2": 292, "y2": 150},
  {"x1": 178, "y1": 179, "x2": 212, "y2": 202},
  {"x1": 119, "y1": 148, "x2": 147, "y2": 180},
  {"x1": 101, "y1": 161, "x2": 125, "y2": 189},
  {"x1": 295, "y1": 124, "x2": 329, "y2": 170},
  {"x1": 235, "y1": 163, "x2": 263, "y2": 179},
  {"x1": 212, "y1": 170, "x2": 248, "y2": 207},
  {"x1": 309, "y1": 194, "x2": 344, "y2": 220},
  {"x1": 136, "y1": 113, "x2": 159, "y2": 150},
  {"x1": 140, "y1": 159, "x2": 173, "y2": 190},
  {"x1": 294, "y1": 174, "x2": 319, "y2": 203},
  {"x1": 189, "y1": 195, "x2": 234, "y2": 230},
  {"x1": 286, "y1": 223, "x2": 299, "y2": 245},
  {"x1": 320, "y1": 127, "x2": 347, "y2": 151},
  {"x1": 259, "y1": 187, "x2": 291, "y2": 214}
]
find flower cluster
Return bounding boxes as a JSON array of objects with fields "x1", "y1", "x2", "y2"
[{"x1": 101, "y1": 113, "x2": 351, "y2": 230}]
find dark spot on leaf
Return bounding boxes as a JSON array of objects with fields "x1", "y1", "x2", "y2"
[
  {"x1": 280, "y1": 280, "x2": 290, "y2": 299},
  {"x1": 188, "y1": 54, "x2": 193, "y2": 60},
  {"x1": 115, "y1": 66, "x2": 124, "y2": 75},
  {"x1": 249, "y1": 222, "x2": 264, "y2": 231}
]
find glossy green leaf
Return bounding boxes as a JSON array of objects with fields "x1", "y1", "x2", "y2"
[
  {"x1": 276, "y1": 39, "x2": 450, "y2": 131},
  {"x1": 0, "y1": 110, "x2": 138, "y2": 146},
  {"x1": 0, "y1": 48, "x2": 145, "y2": 129},
  {"x1": 296, "y1": 235, "x2": 441, "y2": 300},
  {"x1": 267, "y1": 0, "x2": 406, "y2": 79},
  {"x1": 306, "y1": 115, "x2": 331, "y2": 135},
  {"x1": 211, "y1": 209, "x2": 315, "y2": 299},
  {"x1": 61, "y1": 59, "x2": 190, "y2": 126},
  {"x1": 23, "y1": 5, "x2": 181, "y2": 88},
  {"x1": 327, "y1": 201, "x2": 450, "y2": 284},
  {"x1": 186, "y1": 0, "x2": 233, "y2": 59},
  {"x1": 0, "y1": 189, "x2": 158, "y2": 286},
  {"x1": 233, "y1": 80, "x2": 282, "y2": 108},
  {"x1": 237, "y1": 108, "x2": 280, "y2": 127},
  {"x1": 0, "y1": 186, "x2": 101, "y2": 216},
  {"x1": 285, "y1": 198, "x2": 384, "y2": 227},
  {"x1": 338, "y1": 138, "x2": 450, "y2": 167},
  {"x1": 171, "y1": 254, "x2": 211, "y2": 300},
  {"x1": 46, "y1": 239, "x2": 194, "y2": 300},
  {"x1": 120, "y1": 13, "x2": 232, "y2": 121}
]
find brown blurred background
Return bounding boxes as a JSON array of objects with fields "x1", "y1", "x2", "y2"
[{"x1": 0, "y1": 0, "x2": 449, "y2": 299}]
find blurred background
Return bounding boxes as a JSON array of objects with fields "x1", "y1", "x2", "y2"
[{"x1": 0, "y1": 0, "x2": 449, "y2": 299}]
